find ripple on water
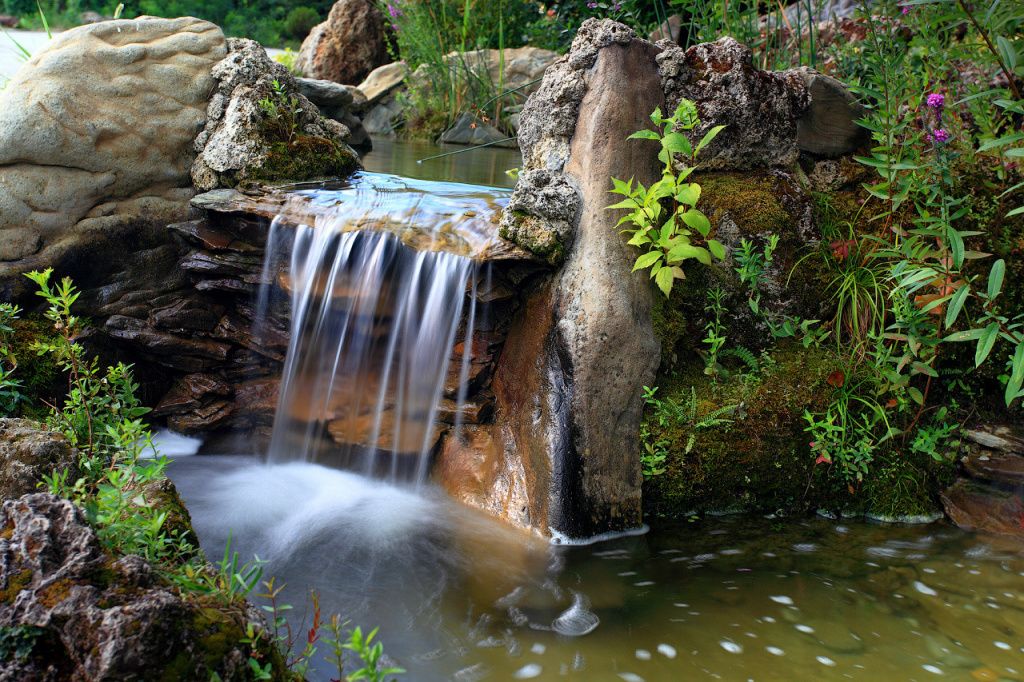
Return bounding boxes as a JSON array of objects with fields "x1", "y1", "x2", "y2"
[
  {"x1": 552, "y1": 593, "x2": 600, "y2": 636},
  {"x1": 513, "y1": 663, "x2": 542, "y2": 679}
]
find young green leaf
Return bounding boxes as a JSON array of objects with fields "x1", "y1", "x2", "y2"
[
  {"x1": 987, "y1": 259, "x2": 1005, "y2": 300},
  {"x1": 680, "y1": 209, "x2": 711, "y2": 237},
  {"x1": 655, "y1": 265, "x2": 674, "y2": 297},
  {"x1": 694, "y1": 125, "x2": 726, "y2": 157},
  {"x1": 975, "y1": 322, "x2": 1000, "y2": 367},
  {"x1": 944, "y1": 284, "x2": 970, "y2": 328},
  {"x1": 633, "y1": 251, "x2": 663, "y2": 272}
]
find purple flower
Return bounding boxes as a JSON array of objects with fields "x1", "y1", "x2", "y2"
[
  {"x1": 930, "y1": 128, "x2": 951, "y2": 143},
  {"x1": 926, "y1": 93, "x2": 945, "y2": 109},
  {"x1": 900, "y1": 5, "x2": 910, "y2": 14},
  {"x1": 587, "y1": 1, "x2": 598, "y2": 7},
  {"x1": 387, "y1": 2, "x2": 401, "y2": 19}
]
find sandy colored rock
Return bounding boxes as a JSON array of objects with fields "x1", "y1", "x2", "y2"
[
  {"x1": 0, "y1": 16, "x2": 226, "y2": 297},
  {"x1": 0, "y1": 419, "x2": 78, "y2": 500},
  {"x1": 356, "y1": 61, "x2": 408, "y2": 106}
]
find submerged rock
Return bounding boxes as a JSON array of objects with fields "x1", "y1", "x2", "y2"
[
  {"x1": 0, "y1": 494, "x2": 263, "y2": 680},
  {"x1": 296, "y1": 0, "x2": 392, "y2": 85},
  {"x1": 940, "y1": 480, "x2": 1024, "y2": 538},
  {"x1": 0, "y1": 16, "x2": 226, "y2": 300},
  {"x1": 191, "y1": 38, "x2": 360, "y2": 191},
  {"x1": 0, "y1": 419, "x2": 78, "y2": 500},
  {"x1": 439, "y1": 112, "x2": 516, "y2": 148}
]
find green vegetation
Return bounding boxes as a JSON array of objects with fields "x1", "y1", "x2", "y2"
[
  {"x1": 608, "y1": 99, "x2": 726, "y2": 297},
  {"x1": 638, "y1": 0, "x2": 1023, "y2": 520},
  {"x1": 1, "y1": 270, "x2": 401, "y2": 680}
]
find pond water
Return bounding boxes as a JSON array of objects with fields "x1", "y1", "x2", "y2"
[
  {"x1": 167, "y1": 139, "x2": 1023, "y2": 681},
  {"x1": 169, "y1": 456, "x2": 1024, "y2": 682},
  {"x1": 360, "y1": 137, "x2": 521, "y2": 189}
]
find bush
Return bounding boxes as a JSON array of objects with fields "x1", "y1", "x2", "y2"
[{"x1": 283, "y1": 5, "x2": 319, "y2": 40}]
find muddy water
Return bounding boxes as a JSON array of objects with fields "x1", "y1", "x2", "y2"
[{"x1": 169, "y1": 455, "x2": 1024, "y2": 682}]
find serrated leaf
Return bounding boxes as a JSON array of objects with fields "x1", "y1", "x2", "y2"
[
  {"x1": 911, "y1": 361, "x2": 938, "y2": 377},
  {"x1": 666, "y1": 242, "x2": 711, "y2": 265},
  {"x1": 662, "y1": 131, "x2": 693, "y2": 156},
  {"x1": 675, "y1": 183, "x2": 701, "y2": 206},
  {"x1": 633, "y1": 251, "x2": 663, "y2": 272},
  {"x1": 944, "y1": 328, "x2": 986, "y2": 342},
  {"x1": 655, "y1": 265, "x2": 674, "y2": 297},
  {"x1": 627, "y1": 129, "x2": 660, "y2": 141},
  {"x1": 707, "y1": 239, "x2": 726, "y2": 260},
  {"x1": 681, "y1": 208, "x2": 711, "y2": 236}
]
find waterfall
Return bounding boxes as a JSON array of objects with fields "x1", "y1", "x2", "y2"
[{"x1": 254, "y1": 172, "x2": 506, "y2": 485}]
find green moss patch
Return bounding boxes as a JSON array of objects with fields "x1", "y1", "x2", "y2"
[{"x1": 252, "y1": 135, "x2": 360, "y2": 185}]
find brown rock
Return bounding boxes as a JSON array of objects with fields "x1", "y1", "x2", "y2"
[
  {"x1": 356, "y1": 61, "x2": 408, "y2": 107},
  {"x1": 648, "y1": 14, "x2": 682, "y2": 43},
  {"x1": 297, "y1": 0, "x2": 393, "y2": 85},
  {"x1": 0, "y1": 420, "x2": 78, "y2": 500},
  {"x1": 154, "y1": 374, "x2": 232, "y2": 416},
  {"x1": 796, "y1": 67, "x2": 869, "y2": 157},
  {"x1": 941, "y1": 480, "x2": 1024, "y2": 538},
  {"x1": 962, "y1": 452, "x2": 1024, "y2": 487}
]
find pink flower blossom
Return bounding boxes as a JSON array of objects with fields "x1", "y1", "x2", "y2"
[
  {"x1": 926, "y1": 93, "x2": 945, "y2": 109},
  {"x1": 930, "y1": 128, "x2": 951, "y2": 143}
]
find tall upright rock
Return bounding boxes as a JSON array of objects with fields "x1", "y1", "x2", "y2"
[{"x1": 297, "y1": 0, "x2": 393, "y2": 85}]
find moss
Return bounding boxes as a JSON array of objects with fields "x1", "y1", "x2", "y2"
[
  {"x1": 7, "y1": 314, "x2": 63, "y2": 419},
  {"x1": 697, "y1": 172, "x2": 796, "y2": 236},
  {"x1": 0, "y1": 568, "x2": 33, "y2": 604},
  {"x1": 651, "y1": 287, "x2": 687, "y2": 369},
  {"x1": 250, "y1": 134, "x2": 360, "y2": 185},
  {"x1": 643, "y1": 342, "x2": 837, "y2": 519},
  {"x1": 499, "y1": 211, "x2": 566, "y2": 266}
]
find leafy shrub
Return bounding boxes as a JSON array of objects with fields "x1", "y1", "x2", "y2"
[
  {"x1": 283, "y1": 6, "x2": 319, "y2": 40},
  {"x1": 607, "y1": 99, "x2": 725, "y2": 297}
]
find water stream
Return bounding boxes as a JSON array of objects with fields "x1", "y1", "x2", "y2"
[{"x1": 169, "y1": 140, "x2": 1024, "y2": 681}]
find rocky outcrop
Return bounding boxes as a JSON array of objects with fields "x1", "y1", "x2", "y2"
[
  {"x1": 296, "y1": 77, "x2": 371, "y2": 149},
  {"x1": 0, "y1": 16, "x2": 226, "y2": 300},
  {"x1": 191, "y1": 38, "x2": 360, "y2": 191},
  {"x1": 0, "y1": 494, "x2": 263, "y2": 680},
  {"x1": 296, "y1": 0, "x2": 392, "y2": 85},
  {"x1": 657, "y1": 37, "x2": 810, "y2": 170},
  {"x1": 439, "y1": 20, "x2": 663, "y2": 538},
  {"x1": 438, "y1": 112, "x2": 516, "y2": 148},
  {"x1": 941, "y1": 424, "x2": 1024, "y2": 538},
  {"x1": 0, "y1": 420, "x2": 78, "y2": 500},
  {"x1": 795, "y1": 67, "x2": 868, "y2": 157}
]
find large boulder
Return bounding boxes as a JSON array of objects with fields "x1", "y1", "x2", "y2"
[
  {"x1": 439, "y1": 20, "x2": 662, "y2": 538},
  {"x1": 0, "y1": 493, "x2": 265, "y2": 680},
  {"x1": 296, "y1": 0, "x2": 392, "y2": 85},
  {"x1": 0, "y1": 419, "x2": 78, "y2": 500},
  {"x1": 191, "y1": 38, "x2": 360, "y2": 191},
  {"x1": 0, "y1": 16, "x2": 226, "y2": 300}
]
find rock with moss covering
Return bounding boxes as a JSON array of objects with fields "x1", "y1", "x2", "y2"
[
  {"x1": 499, "y1": 170, "x2": 581, "y2": 266},
  {"x1": 192, "y1": 38, "x2": 361, "y2": 191},
  {"x1": 0, "y1": 419, "x2": 78, "y2": 500},
  {"x1": 0, "y1": 493, "x2": 270, "y2": 681}
]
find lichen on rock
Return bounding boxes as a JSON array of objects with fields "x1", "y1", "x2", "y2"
[{"x1": 192, "y1": 37, "x2": 360, "y2": 191}]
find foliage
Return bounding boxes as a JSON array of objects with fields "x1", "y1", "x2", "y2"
[
  {"x1": 735, "y1": 235, "x2": 779, "y2": 317},
  {"x1": 258, "y1": 79, "x2": 303, "y2": 144},
  {"x1": 0, "y1": 625, "x2": 45, "y2": 664},
  {"x1": 343, "y1": 626, "x2": 405, "y2": 682},
  {"x1": 0, "y1": 303, "x2": 25, "y2": 414},
  {"x1": 643, "y1": 385, "x2": 736, "y2": 456},
  {"x1": 701, "y1": 286, "x2": 727, "y2": 377},
  {"x1": 283, "y1": 6, "x2": 319, "y2": 40},
  {"x1": 522, "y1": 0, "x2": 666, "y2": 52},
  {"x1": 608, "y1": 99, "x2": 726, "y2": 297},
  {"x1": 274, "y1": 48, "x2": 304, "y2": 77}
]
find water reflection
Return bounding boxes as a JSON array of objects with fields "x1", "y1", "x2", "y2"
[
  {"x1": 361, "y1": 137, "x2": 522, "y2": 189},
  {"x1": 170, "y1": 456, "x2": 1024, "y2": 682}
]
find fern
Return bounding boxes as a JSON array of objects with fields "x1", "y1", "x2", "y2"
[{"x1": 719, "y1": 346, "x2": 760, "y2": 374}]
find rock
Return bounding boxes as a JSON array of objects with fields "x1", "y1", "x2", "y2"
[
  {"x1": 500, "y1": 170, "x2": 581, "y2": 266},
  {"x1": 0, "y1": 420, "x2": 78, "y2": 500},
  {"x1": 964, "y1": 425, "x2": 1024, "y2": 454},
  {"x1": 440, "y1": 20, "x2": 662, "y2": 538},
  {"x1": 438, "y1": 112, "x2": 516, "y2": 148},
  {"x1": 796, "y1": 67, "x2": 868, "y2": 157},
  {"x1": 191, "y1": 38, "x2": 360, "y2": 191},
  {"x1": 296, "y1": 76, "x2": 355, "y2": 109},
  {"x1": 297, "y1": 0, "x2": 392, "y2": 85},
  {"x1": 362, "y1": 96, "x2": 404, "y2": 136},
  {"x1": 657, "y1": 37, "x2": 810, "y2": 170},
  {"x1": 0, "y1": 15, "x2": 17, "y2": 28},
  {"x1": 0, "y1": 16, "x2": 226, "y2": 301},
  {"x1": 0, "y1": 493, "x2": 261, "y2": 680},
  {"x1": 962, "y1": 451, "x2": 1024, "y2": 487},
  {"x1": 356, "y1": 61, "x2": 408, "y2": 107},
  {"x1": 648, "y1": 14, "x2": 682, "y2": 43},
  {"x1": 940, "y1": 479, "x2": 1024, "y2": 538}
]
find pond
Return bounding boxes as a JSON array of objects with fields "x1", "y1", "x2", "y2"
[
  {"x1": 166, "y1": 139, "x2": 1024, "y2": 681},
  {"x1": 169, "y1": 455, "x2": 1024, "y2": 682}
]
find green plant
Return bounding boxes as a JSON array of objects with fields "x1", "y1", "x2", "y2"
[
  {"x1": 274, "y1": 48, "x2": 304, "y2": 76},
  {"x1": 283, "y1": 6, "x2": 319, "y2": 39},
  {"x1": 644, "y1": 385, "x2": 736, "y2": 454},
  {"x1": 735, "y1": 234, "x2": 779, "y2": 316},
  {"x1": 0, "y1": 303, "x2": 25, "y2": 414},
  {"x1": 702, "y1": 285, "x2": 727, "y2": 376},
  {"x1": 639, "y1": 422, "x2": 669, "y2": 478},
  {"x1": 0, "y1": 625, "x2": 44, "y2": 664},
  {"x1": 608, "y1": 99, "x2": 726, "y2": 297},
  {"x1": 343, "y1": 626, "x2": 405, "y2": 682},
  {"x1": 909, "y1": 406, "x2": 960, "y2": 462},
  {"x1": 259, "y1": 79, "x2": 303, "y2": 144}
]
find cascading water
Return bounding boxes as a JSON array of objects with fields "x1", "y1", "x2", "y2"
[{"x1": 254, "y1": 172, "x2": 504, "y2": 484}]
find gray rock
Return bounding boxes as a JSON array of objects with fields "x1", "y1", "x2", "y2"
[
  {"x1": 796, "y1": 67, "x2": 868, "y2": 157},
  {"x1": 362, "y1": 96, "x2": 404, "y2": 136},
  {"x1": 438, "y1": 112, "x2": 516, "y2": 148},
  {"x1": 657, "y1": 37, "x2": 810, "y2": 170},
  {"x1": 0, "y1": 420, "x2": 78, "y2": 501},
  {"x1": 297, "y1": 0, "x2": 392, "y2": 85},
  {"x1": 191, "y1": 38, "x2": 360, "y2": 191},
  {"x1": 0, "y1": 493, "x2": 257, "y2": 680},
  {"x1": 296, "y1": 76, "x2": 355, "y2": 109},
  {"x1": 499, "y1": 170, "x2": 580, "y2": 265},
  {"x1": 648, "y1": 14, "x2": 682, "y2": 43},
  {"x1": 0, "y1": 16, "x2": 226, "y2": 300}
]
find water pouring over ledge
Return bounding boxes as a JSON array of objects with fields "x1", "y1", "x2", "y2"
[{"x1": 251, "y1": 171, "x2": 509, "y2": 483}]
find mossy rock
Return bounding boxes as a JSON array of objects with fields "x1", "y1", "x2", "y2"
[
  {"x1": 643, "y1": 343, "x2": 837, "y2": 518},
  {"x1": 662, "y1": 170, "x2": 830, "y2": 365},
  {"x1": 251, "y1": 134, "x2": 360, "y2": 185},
  {"x1": 5, "y1": 315, "x2": 64, "y2": 419}
]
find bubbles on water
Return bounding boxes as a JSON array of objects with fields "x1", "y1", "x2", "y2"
[
  {"x1": 994, "y1": 641, "x2": 1012, "y2": 651},
  {"x1": 530, "y1": 643, "x2": 545, "y2": 655},
  {"x1": 657, "y1": 644, "x2": 677, "y2": 659},
  {"x1": 552, "y1": 592, "x2": 600, "y2": 637},
  {"x1": 922, "y1": 664, "x2": 944, "y2": 675},
  {"x1": 513, "y1": 663, "x2": 542, "y2": 679},
  {"x1": 770, "y1": 595, "x2": 794, "y2": 605},
  {"x1": 635, "y1": 649, "x2": 651, "y2": 660},
  {"x1": 914, "y1": 581, "x2": 939, "y2": 596},
  {"x1": 618, "y1": 674, "x2": 645, "y2": 682},
  {"x1": 816, "y1": 656, "x2": 837, "y2": 667},
  {"x1": 766, "y1": 646, "x2": 785, "y2": 656},
  {"x1": 795, "y1": 624, "x2": 815, "y2": 634},
  {"x1": 719, "y1": 640, "x2": 743, "y2": 654}
]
